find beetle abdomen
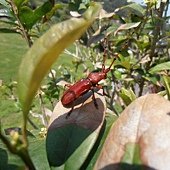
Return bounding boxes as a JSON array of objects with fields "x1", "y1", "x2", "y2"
[{"x1": 61, "y1": 90, "x2": 76, "y2": 107}]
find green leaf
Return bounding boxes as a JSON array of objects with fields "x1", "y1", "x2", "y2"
[
  {"x1": 143, "y1": 74, "x2": 160, "y2": 85},
  {"x1": 17, "y1": 3, "x2": 101, "y2": 116},
  {"x1": 13, "y1": 0, "x2": 27, "y2": 8},
  {"x1": 114, "y1": 70, "x2": 122, "y2": 79},
  {"x1": 121, "y1": 143, "x2": 142, "y2": 165},
  {"x1": 107, "y1": 22, "x2": 120, "y2": 35},
  {"x1": 46, "y1": 91, "x2": 105, "y2": 169},
  {"x1": 18, "y1": 6, "x2": 35, "y2": 29},
  {"x1": 115, "y1": 56, "x2": 131, "y2": 70},
  {"x1": 35, "y1": 1, "x2": 53, "y2": 17},
  {"x1": 149, "y1": 61, "x2": 170, "y2": 74},
  {"x1": 163, "y1": 75, "x2": 170, "y2": 100},
  {"x1": 115, "y1": 22, "x2": 141, "y2": 35},
  {"x1": 0, "y1": 8, "x2": 10, "y2": 17},
  {"x1": 19, "y1": 1, "x2": 53, "y2": 29},
  {"x1": 29, "y1": 138, "x2": 50, "y2": 170},
  {"x1": 0, "y1": 0, "x2": 10, "y2": 8},
  {"x1": 79, "y1": 3, "x2": 87, "y2": 10},
  {"x1": 0, "y1": 141, "x2": 24, "y2": 169},
  {"x1": 84, "y1": 114, "x2": 118, "y2": 170},
  {"x1": 47, "y1": 125, "x2": 94, "y2": 169},
  {"x1": 120, "y1": 87, "x2": 136, "y2": 106},
  {"x1": 44, "y1": 4, "x2": 63, "y2": 21},
  {"x1": 119, "y1": 3, "x2": 145, "y2": 17},
  {"x1": 0, "y1": 8, "x2": 16, "y2": 30},
  {"x1": 0, "y1": 28, "x2": 17, "y2": 33},
  {"x1": 0, "y1": 135, "x2": 49, "y2": 170}
]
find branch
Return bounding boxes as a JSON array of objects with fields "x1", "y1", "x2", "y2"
[
  {"x1": 147, "y1": 1, "x2": 166, "y2": 69},
  {"x1": 7, "y1": 0, "x2": 33, "y2": 47}
]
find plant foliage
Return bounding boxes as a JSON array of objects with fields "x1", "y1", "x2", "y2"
[{"x1": 0, "y1": 0, "x2": 170, "y2": 169}]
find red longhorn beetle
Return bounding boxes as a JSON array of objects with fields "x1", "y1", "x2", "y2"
[{"x1": 61, "y1": 39, "x2": 117, "y2": 118}]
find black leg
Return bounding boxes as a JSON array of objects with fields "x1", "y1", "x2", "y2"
[
  {"x1": 91, "y1": 89, "x2": 98, "y2": 109},
  {"x1": 66, "y1": 106, "x2": 74, "y2": 119},
  {"x1": 102, "y1": 86, "x2": 110, "y2": 97}
]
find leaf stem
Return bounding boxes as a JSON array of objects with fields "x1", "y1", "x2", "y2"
[
  {"x1": 18, "y1": 149, "x2": 36, "y2": 170},
  {"x1": 22, "y1": 114, "x2": 28, "y2": 147},
  {"x1": 0, "y1": 129, "x2": 36, "y2": 170},
  {"x1": 8, "y1": 0, "x2": 33, "y2": 47}
]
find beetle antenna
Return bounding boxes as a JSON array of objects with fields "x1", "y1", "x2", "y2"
[
  {"x1": 102, "y1": 37, "x2": 108, "y2": 71},
  {"x1": 105, "y1": 53, "x2": 118, "y2": 73}
]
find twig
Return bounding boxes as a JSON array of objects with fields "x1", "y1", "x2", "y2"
[
  {"x1": 0, "y1": 128, "x2": 36, "y2": 170},
  {"x1": 147, "y1": 1, "x2": 166, "y2": 69},
  {"x1": 7, "y1": 0, "x2": 33, "y2": 47},
  {"x1": 38, "y1": 90, "x2": 48, "y2": 127}
]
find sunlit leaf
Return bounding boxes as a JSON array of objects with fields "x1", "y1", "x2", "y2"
[
  {"x1": 106, "y1": 22, "x2": 120, "y2": 36},
  {"x1": 119, "y1": 87, "x2": 136, "y2": 105},
  {"x1": 0, "y1": 0, "x2": 10, "y2": 8},
  {"x1": 79, "y1": 3, "x2": 87, "y2": 10},
  {"x1": 163, "y1": 75, "x2": 170, "y2": 100},
  {"x1": 114, "y1": 70, "x2": 122, "y2": 79},
  {"x1": 95, "y1": 94, "x2": 170, "y2": 169},
  {"x1": 149, "y1": 61, "x2": 170, "y2": 74},
  {"x1": 17, "y1": 3, "x2": 101, "y2": 116},
  {"x1": 99, "y1": 8, "x2": 116, "y2": 19},
  {"x1": 0, "y1": 8, "x2": 16, "y2": 31},
  {"x1": 115, "y1": 22, "x2": 141, "y2": 35},
  {"x1": 84, "y1": 113, "x2": 118, "y2": 169},
  {"x1": 0, "y1": 8, "x2": 11, "y2": 17}
]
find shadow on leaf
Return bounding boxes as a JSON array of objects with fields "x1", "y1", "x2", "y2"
[
  {"x1": 46, "y1": 96, "x2": 105, "y2": 167},
  {"x1": 100, "y1": 163, "x2": 156, "y2": 170}
]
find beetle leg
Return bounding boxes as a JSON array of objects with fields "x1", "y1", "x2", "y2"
[
  {"x1": 96, "y1": 84, "x2": 103, "y2": 90},
  {"x1": 91, "y1": 89, "x2": 98, "y2": 109},
  {"x1": 95, "y1": 84, "x2": 110, "y2": 97},
  {"x1": 66, "y1": 106, "x2": 74, "y2": 119},
  {"x1": 64, "y1": 84, "x2": 72, "y2": 90},
  {"x1": 95, "y1": 84, "x2": 105, "y2": 96},
  {"x1": 99, "y1": 85, "x2": 110, "y2": 97}
]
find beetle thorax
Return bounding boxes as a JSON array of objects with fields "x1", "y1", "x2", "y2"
[{"x1": 88, "y1": 72, "x2": 106, "y2": 84}]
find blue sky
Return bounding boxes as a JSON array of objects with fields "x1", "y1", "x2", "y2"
[
  {"x1": 132, "y1": 0, "x2": 170, "y2": 15},
  {"x1": 133, "y1": 0, "x2": 144, "y2": 4}
]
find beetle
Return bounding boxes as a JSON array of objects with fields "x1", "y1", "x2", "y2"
[{"x1": 61, "y1": 54, "x2": 117, "y2": 118}]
